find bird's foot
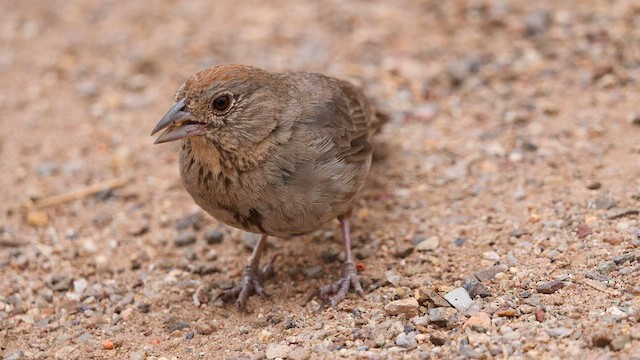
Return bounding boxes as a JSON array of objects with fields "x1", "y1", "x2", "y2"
[
  {"x1": 308, "y1": 261, "x2": 364, "y2": 307},
  {"x1": 216, "y1": 255, "x2": 278, "y2": 310}
]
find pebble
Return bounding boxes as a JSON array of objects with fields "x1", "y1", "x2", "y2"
[
  {"x1": 174, "y1": 233, "x2": 196, "y2": 247},
  {"x1": 415, "y1": 236, "x2": 439, "y2": 251},
  {"x1": 482, "y1": 251, "x2": 500, "y2": 261},
  {"x1": 185, "y1": 331, "x2": 194, "y2": 340},
  {"x1": 443, "y1": 287, "x2": 472, "y2": 311},
  {"x1": 628, "y1": 112, "x2": 640, "y2": 126},
  {"x1": 423, "y1": 290, "x2": 451, "y2": 307},
  {"x1": 546, "y1": 327, "x2": 573, "y2": 338},
  {"x1": 266, "y1": 347, "x2": 285, "y2": 360},
  {"x1": 258, "y1": 329, "x2": 272, "y2": 342},
  {"x1": 384, "y1": 270, "x2": 401, "y2": 286},
  {"x1": 4, "y1": 351, "x2": 25, "y2": 360},
  {"x1": 26, "y1": 211, "x2": 49, "y2": 227},
  {"x1": 194, "y1": 322, "x2": 214, "y2": 335},
  {"x1": 205, "y1": 249, "x2": 218, "y2": 261},
  {"x1": 287, "y1": 347, "x2": 310, "y2": 360},
  {"x1": 130, "y1": 351, "x2": 146, "y2": 360},
  {"x1": 610, "y1": 334, "x2": 630, "y2": 351},
  {"x1": 429, "y1": 334, "x2": 447, "y2": 346},
  {"x1": 384, "y1": 297, "x2": 419, "y2": 318},
  {"x1": 54, "y1": 346, "x2": 78, "y2": 359},
  {"x1": 428, "y1": 307, "x2": 458, "y2": 329},
  {"x1": 576, "y1": 224, "x2": 592, "y2": 238},
  {"x1": 586, "y1": 181, "x2": 602, "y2": 190},
  {"x1": 535, "y1": 308, "x2": 545, "y2": 322},
  {"x1": 606, "y1": 208, "x2": 639, "y2": 220},
  {"x1": 463, "y1": 275, "x2": 490, "y2": 298},
  {"x1": 395, "y1": 331, "x2": 416, "y2": 348},
  {"x1": 474, "y1": 264, "x2": 508, "y2": 282},
  {"x1": 595, "y1": 260, "x2": 616, "y2": 274},
  {"x1": 102, "y1": 340, "x2": 115, "y2": 350},
  {"x1": 176, "y1": 212, "x2": 203, "y2": 230},
  {"x1": 303, "y1": 265, "x2": 323, "y2": 279},
  {"x1": 73, "y1": 278, "x2": 88, "y2": 294},
  {"x1": 536, "y1": 280, "x2": 565, "y2": 294},
  {"x1": 204, "y1": 230, "x2": 224, "y2": 244},
  {"x1": 462, "y1": 312, "x2": 491, "y2": 333},
  {"x1": 395, "y1": 243, "x2": 414, "y2": 258}
]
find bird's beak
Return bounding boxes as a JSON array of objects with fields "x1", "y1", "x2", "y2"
[{"x1": 151, "y1": 98, "x2": 206, "y2": 144}]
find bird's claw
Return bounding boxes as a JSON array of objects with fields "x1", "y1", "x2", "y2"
[
  {"x1": 215, "y1": 255, "x2": 278, "y2": 310},
  {"x1": 307, "y1": 262, "x2": 364, "y2": 307}
]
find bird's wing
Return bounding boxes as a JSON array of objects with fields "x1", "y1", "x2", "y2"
[{"x1": 310, "y1": 77, "x2": 374, "y2": 163}]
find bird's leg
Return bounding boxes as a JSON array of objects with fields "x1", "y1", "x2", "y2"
[
  {"x1": 308, "y1": 215, "x2": 365, "y2": 307},
  {"x1": 217, "y1": 234, "x2": 274, "y2": 309}
]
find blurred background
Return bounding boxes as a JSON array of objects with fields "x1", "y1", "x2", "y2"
[{"x1": 1, "y1": 0, "x2": 640, "y2": 358}]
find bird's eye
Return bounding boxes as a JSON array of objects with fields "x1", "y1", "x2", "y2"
[{"x1": 212, "y1": 94, "x2": 232, "y2": 112}]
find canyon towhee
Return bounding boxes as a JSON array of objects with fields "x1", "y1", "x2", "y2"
[{"x1": 152, "y1": 64, "x2": 385, "y2": 309}]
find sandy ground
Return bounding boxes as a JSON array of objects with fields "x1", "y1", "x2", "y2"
[{"x1": 1, "y1": 1, "x2": 640, "y2": 359}]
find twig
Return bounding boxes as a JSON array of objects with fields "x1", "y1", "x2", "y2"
[{"x1": 33, "y1": 177, "x2": 129, "y2": 209}]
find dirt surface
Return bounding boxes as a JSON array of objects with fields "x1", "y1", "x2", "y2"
[{"x1": 2, "y1": 1, "x2": 640, "y2": 359}]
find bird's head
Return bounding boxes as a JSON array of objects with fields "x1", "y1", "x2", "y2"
[{"x1": 151, "y1": 65, "x2": 285, "y2": 152}]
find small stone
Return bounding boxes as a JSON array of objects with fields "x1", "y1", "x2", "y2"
[
  {"x1": 102, "y1": 340, "x2": 115, "y2": 350},
  {"x1": 303, "y1": 265, "x2": 323, "y2": 279},
  {"x1": 629, "y1": 325, "x2": 640, "y2": 339},
  {"x1": 606, "y1": 208, "x2": 639, "y2": 220},
  {"x1": 185, "y1": 331, "x2": 194, "y2": 340},
  {"x1": 121, "y1": 307, "x2": 134, "y2": 321},
  {"x1": 163, "y1": 317, "x2": 189, "y2": 333},
  {"x1": 576, "y1": 224, "x2": 592, "y2": 238},
  {"x1": 204, "y1": 230, "x2": 224, "y2": 244},
  {"x1": 482, "y1": 251, "x2": 500, "y2": 261},
  {"x1": 415, "y1": 236, "x2": 439, "y2": 251},
  {"x1": 590, "y1": 195, "x2": 616, "y2": 210},
  {"x1": 174, "y1": 233, "x2": 196, "y2": 247},
  {"x1": 54, "y1": 346, "x2": 78, "y2": 359},
  {"x1": 395, "y1": 243, "x2": 414, "y2": 258},
  {"x1": 495, "y1": 308, "x2": 519, "y2": 318},
  {"x1": 463, "y1": 275, "x2": 490, "y2": 298},
  {"x1": 384, "y1": 270, "x2": 402, "y2": 286},
  {"x1": 628, "y1": 112, "x2": 640, "y2": 126},
  {"x1": 395, "y1": 331, "x2": 416, "y2": 348},
  {"x1": 536, "y1": 280, "x2": 565, "y2": 294},
  {"x1": 463, "y1": 312, "x2": 491, "y2": 333},
  {"x1": 287, "y1": 347, "x2": 310, "y2": 360},
  {"x1": 26, "y1": 211, "x2": 49, "y2": 227},
  {"x1": 592, "y1": 331, "x2": 613, "y2": 348},
  {"x1": 242, "y1": 232, "x2": 261, "y2": 250},
  {"x1": 611, "y1": 334, "x2": 630, "y2": 351},
  {"x1": 258, "y1": 329, "x2": 272, "y2": 342},
  {"x1": 422, "y1": 290, "x2": 451, "y2": 307},
  {"x1": 428, "y1": 307, "x2": 458, "y2": 329},
  {"x1": 321, "y1": 249, "x2": 340, "y2": 263},
  {"x1": 429, "y1": 334, "x2": 447, "y2": 346},
  {"x1": 4, "y1": 351, "x2": 26, "y2": 360},
  {"x1": 595, "y1": 260, "x2": 617, "y2": 274},
  {"x1": 73, "y1": 278, "x2": 88, "y2": 294},
  {"x1": 443, "y1": 287, "x2": 472, "y2": 311},
  {"x1": 176, "y1": 212, "x2": 203, "y2": 230},
  {"x1": 535, "y1": 308, "x2": 545, "y2": 322},
  {"x1": 194, "y1": 322, "x2": 214, "y2": 335},
  {"x1": 205, "y1": 249, "x2": 218, "y2": 261},
  {"x1": 547, "y1": 327, "x2": 573, "y2": 338},
  {"x1": 130, "y1": 350, "x2": 146, "y2": 360},
  {"x1": 384, "y1": 297, "x2": 420, "y2": 318},
  {"x1": 586, "y1": 181, "x2": 602, "y2": 190},
  {"x1": 474, "y1": 264, "x2": 508, "y2": 282}
]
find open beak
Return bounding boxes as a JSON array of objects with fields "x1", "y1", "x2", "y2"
[{"x1": 151, "y1": 98, "x2": 206, "y2": 144}]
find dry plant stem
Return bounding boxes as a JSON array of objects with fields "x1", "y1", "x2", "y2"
[{"x1": 33, "y1": 177, "x2": 129, "y2": 209}]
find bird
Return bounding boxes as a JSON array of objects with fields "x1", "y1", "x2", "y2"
[{"x1": 151, "y1": 64, "x2": 385, "y2": 309}]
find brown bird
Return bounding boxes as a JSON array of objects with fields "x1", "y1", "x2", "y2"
[{"x1": 151, "y1": 64, "x2": 385, "y2": 309}]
